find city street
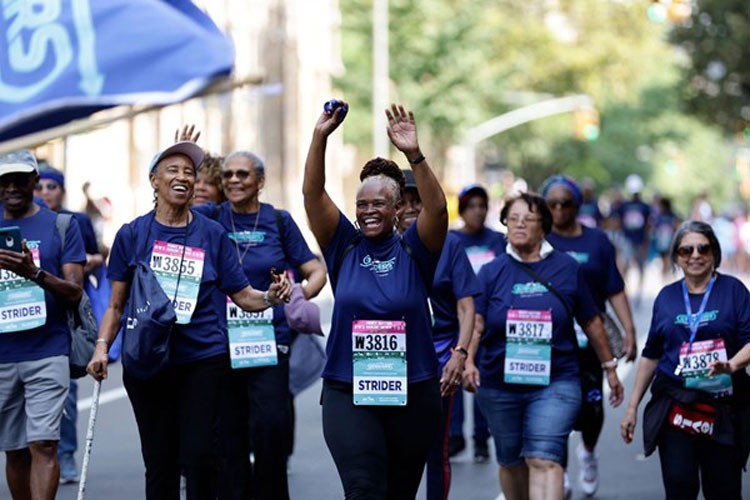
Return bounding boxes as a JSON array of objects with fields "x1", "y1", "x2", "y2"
[{"x1": 2, "y1": 268, "x2": 749, "y2": 499}]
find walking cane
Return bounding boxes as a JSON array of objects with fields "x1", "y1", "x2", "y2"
[{"x1": 77, "y1": 380, "x2": 101, "y2": 500}]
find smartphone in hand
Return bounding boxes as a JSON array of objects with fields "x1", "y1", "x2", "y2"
[{"x1": 0, "y1": 226, "x2": 22, "y2": 253}]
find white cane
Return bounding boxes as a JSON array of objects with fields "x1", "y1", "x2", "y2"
[{"x1": 76, "y1": 380, "x2": 101, "y2": 500}]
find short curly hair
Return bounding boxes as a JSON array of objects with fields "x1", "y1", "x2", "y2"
[
  {"x1": 359, "y1": 157, "x2": 405, "y2": 205},
  {"x1": 199, "y1": 152, "x2": 226, "y2": 202},
  {"x1": 500, "y1": 192, "x2": 553, "y2": 235}
]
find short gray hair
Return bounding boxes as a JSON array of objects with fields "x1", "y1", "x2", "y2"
[{"x1": 224, "y1": 150, "x2": 265, "y2": 178}]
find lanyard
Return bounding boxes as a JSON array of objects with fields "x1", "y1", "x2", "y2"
[{"x1": 680, "y1": 275, "x2": 716, "y2": 346}]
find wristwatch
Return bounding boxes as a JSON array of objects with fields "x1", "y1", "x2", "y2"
[
  {"x1": 262, "y1": 290, "x2": 273, "y2": 308},
  {"x1": 601, "y1": 358, "x2": 618, "y2": 370},
  {"x1": 31, "y1": 268, "x2": 46, "y2": 285},
  {"x1": 452, "y1": 346, "x2": 469, "y2": 357}
]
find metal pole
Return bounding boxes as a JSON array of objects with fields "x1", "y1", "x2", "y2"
[
  {"x1": 372, "y1": 0, "x2": 389, "y2": 157},
  {"x1": 76, "y1": 380, "x2": 101, "y2": 500}
]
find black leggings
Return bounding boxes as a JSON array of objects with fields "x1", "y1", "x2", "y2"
[
  {"x1": 574, "y1": 348, "x2": 604, "y2": 449},
  {"x1": 658, "y1": 427, "x2": 743, "y2": 500},
  {"x1": 322, "y1": 378, "x2": 442, "y2": 500},
  {"x1": 123, "y1": 355, "x2": 227, "y2": 500}
]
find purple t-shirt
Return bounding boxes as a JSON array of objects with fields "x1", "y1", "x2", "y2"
[
  {"x1": 108, "y1": 211, "x2": 249, "y2": 365},
  {"x1": 323, "y1": 211, "x2": 440, "y2": 383},
  {"x1": 0, "y1": 207, "x2": 86, "y2": 363}
]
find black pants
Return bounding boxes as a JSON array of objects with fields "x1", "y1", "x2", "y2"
[
  {"x1": 219, "y1": 352, "x2": 292, "y2": 500},
  {"x1": 123, "y1": 355, "x2": 227, "y2": 500},
  {"x1": 574, "y1": 348, "x2": 604, "y2": 449},
  {"x1": 658, "y1": 427, "x2": 743, "y2": 500},
  {"x1": 322, "y1": 378, "x2": 441, "y2": 500}
]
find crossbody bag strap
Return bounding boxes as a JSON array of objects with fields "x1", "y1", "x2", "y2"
[{"x1": 509, "y1": 258, "x2": 574, "y2": 320}]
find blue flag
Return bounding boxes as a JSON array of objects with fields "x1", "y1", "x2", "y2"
[{"x1": 0, "y1": 0, "x2": 234, "y2": 141}]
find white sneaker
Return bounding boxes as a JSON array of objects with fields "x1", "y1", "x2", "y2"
[
  {"x1": 577, "y1": 442, "x2": 599, "y2": 497},
  {"x1": 563, "y1": 471, "x2": 572, "y2": 500}
]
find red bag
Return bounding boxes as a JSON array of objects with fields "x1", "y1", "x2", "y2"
[{"x1": 668, "y1": 402, "x2": 716, "y2": 438}]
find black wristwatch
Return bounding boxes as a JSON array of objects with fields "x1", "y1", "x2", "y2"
[{"x1": 31, "y1": 268, "x2": 46, "y2": 285}]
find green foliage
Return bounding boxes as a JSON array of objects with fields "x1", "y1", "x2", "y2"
[
  {"x1": 670, "y1": 0, "x2": 750, "y2": 134},
  {"x1": 336, "y1": 0, "x2": 740, "y2": 207}
]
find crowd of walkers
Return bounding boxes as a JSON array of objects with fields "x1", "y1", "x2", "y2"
[{"x1": 0, "y1": 101, "x2": 748, "y2": 500}]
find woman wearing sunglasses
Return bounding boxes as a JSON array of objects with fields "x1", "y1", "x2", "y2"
[
  {"x1": 540, "y1": 174, "x2": 637, "y2": 496},
  {"x1": 192, "y1": 149, "x2": 326, "y2": 499},
  {"x1": 621, "y1": 220, "x2": 750, "y2": 499}
]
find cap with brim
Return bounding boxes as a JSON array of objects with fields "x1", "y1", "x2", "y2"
[
  {"x1": 458, "y1": 183, "x2": 489, "y2": 213},
  {"x1": 0, "y1": 150, "x2": 38, "y2": 177},
  {"x1": 148, "y1": 141, "x2": 205, "y2": 177},
  {"x1": 401, "y1": 169, "x2": 417, "y2": 189}
]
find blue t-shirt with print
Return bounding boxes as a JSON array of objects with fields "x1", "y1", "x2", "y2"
[
  {"x1": 475, "y1": 250, "x2": 599, "y2": 390},
  {"x1": 546, "y1": 226, "x2": 624, "y2": 312},
  {"x1": 195, "y1": 202, "x2": 316, "y2": 346},
  {"x1": 577, "y1": 200, "x2": 602, "y2": 229},
  {"x1": 450, "y1": 227, "x2": 506, "y2": 275},
  {"x1": 431, "y1": 232, "x2": 480, "y2": 367},
  {"x1": 323, "y1": 211, "x2": 440, "y2": 383},
  {"x1": 0, "y1": 207, "x2": 86, "y2": 363},
  {"x1": 642, "y1": 273, "x2": 750, "y2": 395},
  {"x1": 617, "y1": 200, "x2": 651, "y2": 245},
  {"x1": 108, "y1": 211, "x2": 250, "y2": 365}
]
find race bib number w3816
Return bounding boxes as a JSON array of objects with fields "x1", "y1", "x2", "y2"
[{"x1": 353, "y1": 320, "x2": 407, "y2": 406}]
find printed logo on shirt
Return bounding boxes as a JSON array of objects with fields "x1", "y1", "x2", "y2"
[
  {"x1": 511, "y1": 281, "x2": 548, "y2": 296},
  {"x1": 565, "y1": 251, "x2": 589, "y2": 264},
  {"x1": 360, "y1": 254, "x2": 396, "y2": 276},
  {"x1": 229, "y1": 231, "x2": 266, "y2": 245},
  {"x1": 674, "y1": 310, "x2": 719, "y2": 326}
]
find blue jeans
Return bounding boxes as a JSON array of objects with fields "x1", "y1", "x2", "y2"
[
  {"x1": 477, "y1": 379, "x2": 581, "y2": 467},
  {"x1": 449, "y1": 387, "x2": 490, "y2": 442},
  {"x1": 58, "y1": 379, "x2": 77, "y2": 456}
]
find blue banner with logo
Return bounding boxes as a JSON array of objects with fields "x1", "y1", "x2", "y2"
[{"x1": 0, "y1": 0, "x2": 234, "y2": 142}]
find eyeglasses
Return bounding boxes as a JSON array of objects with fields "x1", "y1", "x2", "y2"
[
  {"x1": 35, "y1": 182, "x2": 60, "y2": 191},
  {"x1": 221, "y1": 169, "x2": 251, "y2": 181},
  {"x1": 506, "y1": 215, "x2": 543, "y2": 226},
  {"x1": 546, "y1": 198, "x2": 575, "y2": 209},
  {"x1": 676, "y1": 244, "x2": 712, "y2": 258}
]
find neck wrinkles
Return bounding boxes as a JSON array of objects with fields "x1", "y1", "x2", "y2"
[{"x1": 156, "y1": 203, "x2": 190, "y2": 226}]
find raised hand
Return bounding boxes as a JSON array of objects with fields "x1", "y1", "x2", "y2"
[
  {"x1": 175, "y1": 124, "x2": 201, "y2": 143},
  {"x1": 314, "y1": 101, "x2": 348, "y2": 139},
  {"x1": 385, "y1": 104, "x2": 419, "y2": 156}
]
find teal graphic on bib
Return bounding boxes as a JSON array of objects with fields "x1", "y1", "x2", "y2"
[{"x1": 353, "y1": 320, "x2": 407, "y2": 406}]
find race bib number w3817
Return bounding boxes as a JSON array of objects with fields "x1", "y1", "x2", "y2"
[{"x1": 504, "y1": 309, "x2": 552, "y2": 386}]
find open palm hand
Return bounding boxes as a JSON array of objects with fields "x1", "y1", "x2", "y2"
[{"x1": 385, "y1": 104, "x2": 419, "y2": 155}]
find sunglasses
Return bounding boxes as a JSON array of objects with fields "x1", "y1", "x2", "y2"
[
  {"x1": 676, "y1": 244, "x2": 712, "y2": 258},
  {"x1": 221, "y1": 169, "x2": 252, "y2": 181},
  {"x1": 546, "y1": 198, "x2": 575, "y2": 209}
]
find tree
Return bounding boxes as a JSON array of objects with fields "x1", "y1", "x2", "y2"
[{"x1": 669, "y1": 0, "x2": 750, "y2": 135}]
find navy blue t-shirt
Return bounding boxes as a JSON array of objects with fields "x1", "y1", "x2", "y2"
[
  {"x1": 194, "y1": 202, "x2": 316, "y2": 346},
  {"x1": 0, "y1": 207, "x2": 86, "y2": 363},
  {"x1": 617, "y1": 200, "x2": 651, "y2": 245},
  {"x1": 431, "y1": 232, "x2": 480, "y2": 366},
  {"x1": 577, "y1": 200, "x2": 602, "y2": 228},
  {"x1": 61, "y1": 209, "x2": 99, "y2": 256},
  {"x1": 547, "y1": 226, "x2": 624, "y2": 312},
  {"x1": 475, "y1": 250, "x2": 599, "y2": 389},
  {"x1": 323, "y1": 211, "x2": 440, "y2": 383},
  {"x1": 450, "y1": 227, "x2": 506, "y2": 275},
  {"x1": 108, "y1": 211, "x2": 250, "y2": 365},
  {"x1": 642, "y1": 274, "x2": 750, "y2": 395}
]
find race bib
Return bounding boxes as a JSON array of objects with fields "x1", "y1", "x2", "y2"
[
  {"x1": 352, "y1": 320, "x2": 407, "y2": 406},
  {"x1": 465, "y1": 246, "x2": 496, "y2": 274},
  {"x1": 623, "y1": 210, "x2": 645, "y2": 230},
  {"x1": 227, "y1": 300, "x2": 277, "y2": 369},
  {"x1": 150, "y1": 241, "x2": 205, "y2": 324},
  {"x1": 504, "y1": 309, "x2": 552, "y2": 386},
  {"x1": 679, "y1": 339, "x2": 733, "y2": 397},
  {"x1": 0, "y1": 241, "x2": 46, "y2": 333}
]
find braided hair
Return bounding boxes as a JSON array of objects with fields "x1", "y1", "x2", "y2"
[{"x1": 359, "y1": 157, "x2": 405, "y2": 205}]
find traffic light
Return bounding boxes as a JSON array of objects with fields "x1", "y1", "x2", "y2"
[
  {"x1": 647, "y1": 1, "x2": 691, "y2": 24},
  {"x1": 574, "y1": 107, "x2": 600, "y2": 141}
]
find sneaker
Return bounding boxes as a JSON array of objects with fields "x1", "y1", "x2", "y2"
[
  {"x1": 563, "y1": 471, "x2": 572, "y2": 500},
  {"x1": 447, "y1": 435, "x2": 465, "y2": 457},
  {"x1": 577, "y1": 442, "x2": 599, "y2": 497},
  {"x1": 58, "y1": 453, "x2": 79, "y2": 484},
  {"x1": 473, "y1": 439, "x2": 489, "y2": 463}
]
